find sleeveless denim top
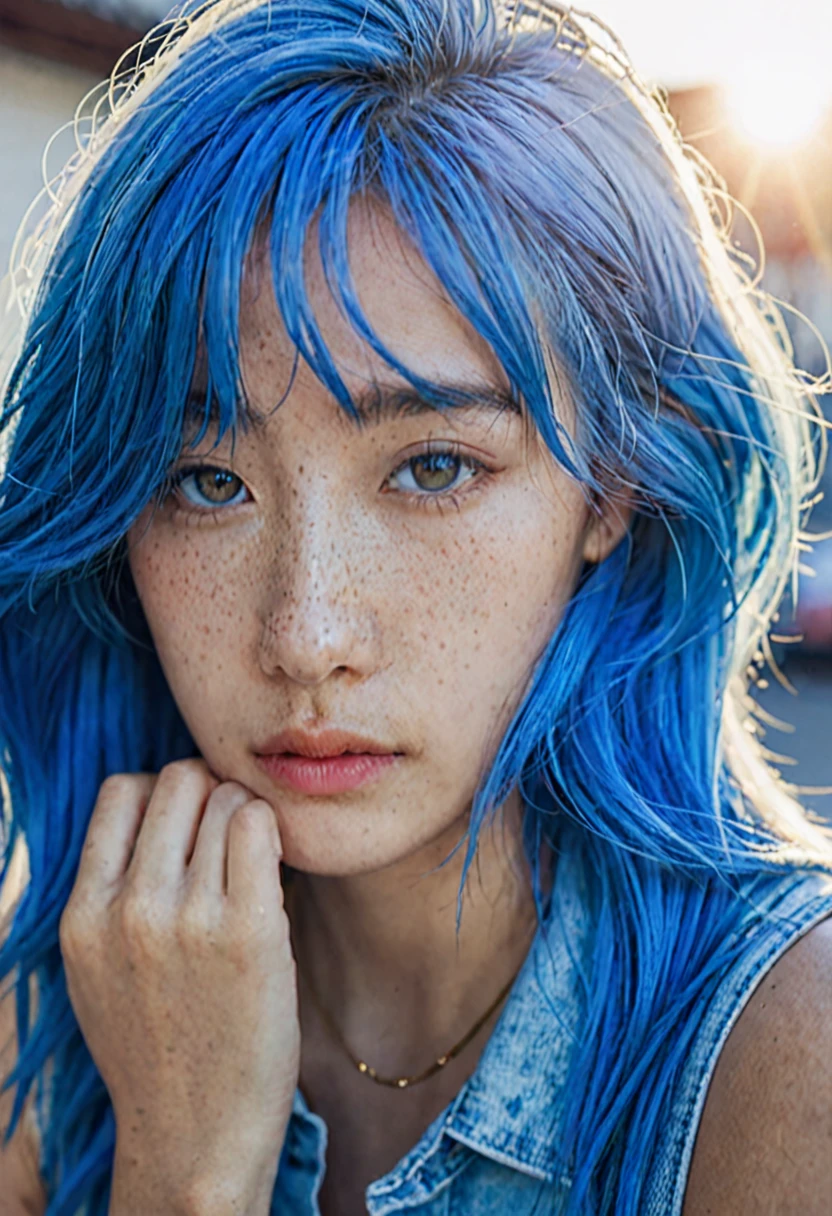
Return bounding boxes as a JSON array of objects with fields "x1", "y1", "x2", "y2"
[{"x1": 272, "y1": 852, "x2": 832, "y2": 1216}]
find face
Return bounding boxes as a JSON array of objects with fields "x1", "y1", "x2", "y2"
[{"x1": 127, "y1": 198, "x2": 628, "y2": 877}]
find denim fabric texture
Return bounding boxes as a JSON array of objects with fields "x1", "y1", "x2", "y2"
[{"x1": 272, "y1": 858, "x2": 832, "y2": 1216}]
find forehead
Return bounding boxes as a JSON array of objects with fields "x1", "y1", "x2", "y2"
[{"x1": 235, "y1": 196, "x2": 510, "y2": 413}]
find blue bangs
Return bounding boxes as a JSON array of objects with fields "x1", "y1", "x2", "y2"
[{"x1": 1, "y1": 1, "x2": 830, "y2": 1213}]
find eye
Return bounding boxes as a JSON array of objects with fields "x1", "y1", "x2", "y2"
[
  {"x1": 171, "y1": 465, "x2": 250, "y2": 509},
  {"x1": 388, "y1": 447, "x2": 486, "y2": 497}
]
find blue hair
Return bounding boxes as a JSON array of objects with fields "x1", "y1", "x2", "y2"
[{"x1": 1, "y1": 1, "x2": 831, "y2": 1212}]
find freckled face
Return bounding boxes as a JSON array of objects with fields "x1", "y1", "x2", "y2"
[{"x1": 126, "y1": 200, "x2": 624, "y2": 876}]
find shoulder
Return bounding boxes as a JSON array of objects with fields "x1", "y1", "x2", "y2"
[{"x1": 683, "y1": 912, "x2": 832, "y2": 1216}]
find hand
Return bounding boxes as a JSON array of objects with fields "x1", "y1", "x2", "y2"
[{"x1": 58, "y1": 759, "x2": 300, "y2": 1215}]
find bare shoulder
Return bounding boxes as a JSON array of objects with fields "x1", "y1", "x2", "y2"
[
  {"x1": 683, "y1": 913, "x2": 832, "y2": 1216},
  {"x1": 0, "y1": 926, "x2": 48, "y2": 1216}
]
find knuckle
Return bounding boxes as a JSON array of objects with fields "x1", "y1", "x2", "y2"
[
  {"x1": 152, "y1": 758, "x2": 216, "y2": 807},
  {"x1": 224, "y1": 915, "x2": 272, "y2": 967},
  {"x1": 96, "y1": 772, "x2": 139, "y2": 807},
  {"x1": 157, "y1": 758, "x2": 215, "y2": 798},
  {"x1": 179, "y1": 893, "x2": 220, "y2": 942},
  {"x1": 230, "y1": 803, "x2": 262, "y2": 832},
  {"x1": 204, "y1": 781, "x2": 252, "y2": 818},
  {"x1": 230, "y1": 801, "x2": 272, "y2": 837},
  {"x1": 118, "y1": 891, "x2": 166, "y2": 950}
]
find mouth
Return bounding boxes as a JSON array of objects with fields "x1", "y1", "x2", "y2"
[
  {"x1": 253, "y1": 728, "x2": 404, "y2": 795},
  {"x1": 254, "y1": 751, "x2": 402, "y2": 796}
]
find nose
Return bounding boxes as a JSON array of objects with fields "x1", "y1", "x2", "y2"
[{"x1": 256, "y1": 497, "x2": 384, "y2": 687}]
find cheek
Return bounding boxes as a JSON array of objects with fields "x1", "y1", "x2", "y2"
[
  {"x1": 128, "y1": 529, "x2": 254, "y2": 728},
  {"x1": 402, "y1": 489, "x2": 584, "y2": 724}
]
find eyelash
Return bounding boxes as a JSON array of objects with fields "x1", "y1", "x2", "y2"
[
  {"x1": 386, "y1": 442, "x2": 491, "y2": 513},
  {"x1": 164, "y1": 442, "x2": 493, "y2": 519}
]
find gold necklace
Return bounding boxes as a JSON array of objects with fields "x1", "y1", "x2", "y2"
[
  {"x1": 297, "y1": 957, "x2": 525, "y2": 1088},
  {"x1": 290, "y1": 897, "x2": 536, "y2": 1089}
]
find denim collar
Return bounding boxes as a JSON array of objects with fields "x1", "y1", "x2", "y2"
[{"x1": 440, "y1": 841, "x2": 591, "y2": 1188}]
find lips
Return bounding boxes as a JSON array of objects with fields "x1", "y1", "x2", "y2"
[
  {"x1": 255, "y1": 751, "x2": 401, "y2": 796},
  {"x1": 253, "y1": 727, "x2": 404, "y2": 795},
  {"x1": 254, "y1": 727, "x2": 400, "y2": 760}
]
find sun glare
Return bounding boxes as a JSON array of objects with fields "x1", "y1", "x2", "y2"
[{"x1": 725, "y1": 66, "x2": 831, "y2": 151}]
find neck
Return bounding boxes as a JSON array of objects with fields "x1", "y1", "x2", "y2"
[{"x1": 285, "y1": 792, "x2": 551, "y2": 1076}]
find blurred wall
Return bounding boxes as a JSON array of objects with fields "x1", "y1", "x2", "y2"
[{"x1": 0, "y1": 43, "x2": 98, "y2": 276}]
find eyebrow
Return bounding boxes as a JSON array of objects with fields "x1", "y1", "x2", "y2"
[{"x1": 183, "y1": 378, "x2": 523, "y2": 433}]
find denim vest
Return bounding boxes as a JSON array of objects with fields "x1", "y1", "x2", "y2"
[{"x1": 272, "y1": 855, "x2": 832, "y2": 1215}]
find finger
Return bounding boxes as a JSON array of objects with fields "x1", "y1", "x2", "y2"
[
  {"x1": 187, "y1": 782, "x2": 254, "y2": 894},
  {"x1": 128, "y1": 759, "x2": 218, "y2": 889},
  {"x1": 74, "y1": 773, "x2": 157, "y2": 898},
  {"x1": 226, "y1": 801, "x2": 283, "y2": 908}
]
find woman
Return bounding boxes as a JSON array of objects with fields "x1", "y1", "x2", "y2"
[{"x1": 0, "y1": 0, "x2": 831, "y2": 1212}]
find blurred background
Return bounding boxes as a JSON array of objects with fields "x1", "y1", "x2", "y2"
[{"x1": 1, "y1": 0, "x2": 831, "y2": 821}]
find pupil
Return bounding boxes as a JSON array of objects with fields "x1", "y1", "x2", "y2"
[
  {"x1": 412, "y1": 454, "x2": 458, "y2": 491},
  {"x1": 196, "y1": 469, "x2": 240, "y2": 502}
]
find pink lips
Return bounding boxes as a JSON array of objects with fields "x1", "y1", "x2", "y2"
[
  {"x1": 253, "y1": 727, "x2": 402, "y2": 795},
  {"x1": 255, "y1": 751, "x2": 400, "y2": 795}
]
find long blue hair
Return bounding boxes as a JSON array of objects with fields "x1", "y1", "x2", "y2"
[{"x1": 2, "y1": 1, "x2": 831, "y2": 1212}]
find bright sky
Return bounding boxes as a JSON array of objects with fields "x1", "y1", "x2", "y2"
[{"x1": 587, "y1": 0, "x2": 832, "y2": 89}]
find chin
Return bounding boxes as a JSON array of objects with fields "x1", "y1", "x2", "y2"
[
  {"x1": 275, "y1": 806, "x2": 463, "y2": 880},
  {"x1": 279, "y1": 837, "x2": 413, "y2": 879}
]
